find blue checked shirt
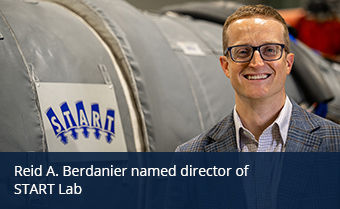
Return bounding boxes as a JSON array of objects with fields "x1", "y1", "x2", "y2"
[
  {"x1": 234, "y1": 96, "x2": 292, "y2": 208},
  {"x1": 234, "y1": 96, "x2": 292, "y2": 152}
]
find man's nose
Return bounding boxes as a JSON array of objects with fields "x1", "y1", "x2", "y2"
[{"x1": 249, "y1": 50, "x2": 265, "y2": 67}]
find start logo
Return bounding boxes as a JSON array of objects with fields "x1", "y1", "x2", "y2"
[{"x1": 45, "y1": 101, "x2": 115, "y2": 145}]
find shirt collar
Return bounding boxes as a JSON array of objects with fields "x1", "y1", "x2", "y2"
[{"x1": 234, "y1": 96, "x2": 292, "y2": 151}]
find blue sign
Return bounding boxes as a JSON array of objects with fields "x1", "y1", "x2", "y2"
[{"x1": 45, "y1": 101, "x2": 116, "y2": 145}]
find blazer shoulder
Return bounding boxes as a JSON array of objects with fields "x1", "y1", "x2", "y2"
[
  {"x1": 175, "y1": 131, "x2": 212, "y2": 152},
  {"x1": 293, "y1": 102, "x2": 340, "y2": 133},
  {"x1": 176, "y1": 114, "x2": 234, "y2": 152},
  {"x1": 289, "y1": 101, "x2": 340, "y2": 151}
]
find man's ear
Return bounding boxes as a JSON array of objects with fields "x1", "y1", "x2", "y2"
[
  {"x1": 286, "y1": 53, "x2": 294, "y2": 75},
  {"x1": 220, "y1": 56, "x2": 230, "y2": 78}
]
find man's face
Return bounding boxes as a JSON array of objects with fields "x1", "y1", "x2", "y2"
[{"x1": 220, "y1": 17, "x2": 294, "y2": 102}]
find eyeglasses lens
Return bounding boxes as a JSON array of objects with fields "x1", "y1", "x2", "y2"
[{"x1": 230, "y1": 44, "x2": 283, "y2": 62}]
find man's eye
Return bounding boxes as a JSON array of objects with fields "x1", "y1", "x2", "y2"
[
  {"x1": 262, "y1": 46, "x2": 277, "y2": 55},
  {"x1": 236, "y1": 48, "x2": 250, "y2": 56}
]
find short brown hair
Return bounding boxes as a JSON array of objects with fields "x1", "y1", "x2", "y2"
[{"x1": 222, "y1": 5, "x2": 290, "y2": 53}]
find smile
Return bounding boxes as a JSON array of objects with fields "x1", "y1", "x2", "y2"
[{"x1": 244, "y1": 74, "x2": 271, "y2": 80}]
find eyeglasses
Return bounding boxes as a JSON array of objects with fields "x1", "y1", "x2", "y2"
[{"x1": 224, "y1": 43, "x2": 286, "y2": 63}]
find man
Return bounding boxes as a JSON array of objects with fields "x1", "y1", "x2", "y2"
[
  {"x1": 176, "y1": 4, "x2": 340, "y2": 152},
  {"x1": 166, "y1": 6, "x2": 340, "y2": 209}
]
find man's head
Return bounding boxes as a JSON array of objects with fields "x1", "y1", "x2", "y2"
[
  {"x1": 219, "y1": 4, "x2": 294, "y2": 103},
  {"x1": 222, "y1": 5, "x2": 290, "y2": 54}
]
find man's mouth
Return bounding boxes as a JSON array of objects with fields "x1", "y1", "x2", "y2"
[{"x1": 244, "y1": 74, "x2": 271, "y2": 80}]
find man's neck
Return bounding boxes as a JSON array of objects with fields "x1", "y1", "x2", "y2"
[{"x1": 235, "y1": 95, "x2": 286, "y2": 141}]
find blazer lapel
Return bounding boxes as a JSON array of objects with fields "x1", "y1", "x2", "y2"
[
  {"x1": 285, "y1": 100, "x2": 323, "y2": 152},
  {"x1": 203, "y1": 113, "x2": 245, "y2": 208},
  {"x1": 278, "y1": 100, "x2": 322, "y2": 208},
  {"x1": 204, "y1": 114, "x2": 238, "y2": 152}
]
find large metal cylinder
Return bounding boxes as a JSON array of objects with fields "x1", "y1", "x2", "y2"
[{"x1": 0, "y1": 0, "x2": 338, "y2": 152}]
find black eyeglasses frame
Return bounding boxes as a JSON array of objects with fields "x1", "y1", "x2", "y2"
[{"x1": 224, "y1": 43, "x2": 286, "y2": 63}]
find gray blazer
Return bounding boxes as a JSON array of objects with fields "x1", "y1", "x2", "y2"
[
  {"x1": 176, "y1": 99, "x2": 340, "y2": 152},
  {"x1": 167, "y1": 100, "x2": 340, "y2": 209}
]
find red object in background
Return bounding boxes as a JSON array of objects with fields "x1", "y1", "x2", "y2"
[{"x1": 296, "y1": 17, "x2": 340, "y2": 56}]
